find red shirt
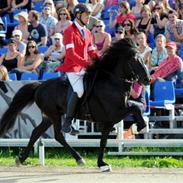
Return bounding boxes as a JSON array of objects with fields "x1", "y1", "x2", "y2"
[
  {"x1": 116, "y1": 13, "x2": 136, "y2": 25},
  {"x1": 151, "y1": 54, "x2": 183, "y2": 83},
  {"x1": 56, "y1": 23, "x2": 99, "y2": 72}
]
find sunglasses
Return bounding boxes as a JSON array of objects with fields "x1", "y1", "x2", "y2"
[
  {"x1": 96, "y1": 25, "x2": 103, "y2": 28},
  {"x1": 28, "y1": 45, "x2": 35, "y2": 49},
  {"x1": 14, "y1": 35, "x2": 20, "y2": 37},
  {"x1": 44, "y1": 7, "x2": 50, "y2": 10},
  {"x1": 60, "y1": 13, "x2": 67, "y2": 15},
  {"x1": 155, "y1": 7, "x2": 161, "y2": 10},
  {"x1": 124, "y1": 23, "x2": 131, "y2": 27},
  {"x1": 116, "y1": 31, "x2": 123, "y2": 34},
  {"x1": 54, "y1": 38, "x2": 60, "y2": 40}
]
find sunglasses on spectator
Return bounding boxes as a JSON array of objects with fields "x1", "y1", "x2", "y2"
[
  {"x1": 155, "y1": 7, "x2": 161, "y2": 10},
  {"x1": 96, "y1": 25, "x2": 103, "y2": 28},
  {"x1": 28, "y1": 45, "x2": 35, "y2": 49},
  {"x1": 54, "y1": 38, "x2": 60, "y2": 40},
  {"x1": 116, "y1": 31, "x2": 123, "y2": 34},
  {"x1": 60, "y1": 13, "x2": 67, "y2": 15},
  {"x1": 44, "y1": 7, "x2": 50, "y2": 10},
  {"x1": 14, "y1": 35, "x2": 20, "y2": 37},
  {"x1": 124, "y1": 23, "x2": 131, "y2": 27}
]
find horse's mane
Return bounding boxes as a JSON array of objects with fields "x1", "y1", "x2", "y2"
[{"x1": 86, "y1": 38, "x2": 137, "y2": 80}]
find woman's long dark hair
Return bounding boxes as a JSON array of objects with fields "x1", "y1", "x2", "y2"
[
  {"x1": 25, "y1": 40, "x2": 39, "y2": 57},
  {"x1": 123, "y1": 19, "x2": 139, "y2": 35}
]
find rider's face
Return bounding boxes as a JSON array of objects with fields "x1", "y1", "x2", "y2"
[{"x1": 80, "y1": 12, "x2": 91, "y2": 25}]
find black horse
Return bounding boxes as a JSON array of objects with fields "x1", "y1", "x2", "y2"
[{"x1": 0, "y1": 38, "x2": 150, "y2": 171}]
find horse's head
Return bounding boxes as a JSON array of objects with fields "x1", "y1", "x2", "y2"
[
  {"x1": 116, "y1": 38, "x2": 151, "y2": 85},
  {"x1": 127, "y1": 53, "x2": 151, "y2": 85},
  {"x1": 86, "y1": 38, "x2": 150, "y2": 85}
]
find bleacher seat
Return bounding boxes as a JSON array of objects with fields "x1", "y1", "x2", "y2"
[
  {"x1": 38, "y1": 46, "x2": 48, "y2": 53},
  {"x1": 8, "y1": 73, "x2": 17, "y2": 80},
  {"x1": 0, "y1": 47, "x2": 8, "y2": 56},
  {"x1": 150, "y1": 81, "x2": 175, "y2": 107},
  {"x1": 42, "y1": 72, "x2": 61, "y2": 80},
  {"x1": 33, "y1": 1, "x2": 44, "y2": 12},
  {"x1": 21, "y1": 72, "x2": 39, "y2": 80}
]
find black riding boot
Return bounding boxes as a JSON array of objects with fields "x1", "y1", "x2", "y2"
[{"x1": 62, "y1": 92, "x2": 79, "y2": 135}]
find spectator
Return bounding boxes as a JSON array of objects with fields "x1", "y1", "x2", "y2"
[
  {"x1": 132, "y1": 0, "x2": 144, "y2": 19},
  {"x1": 123, "y1": 19, "x2": 139, "y2": 42},
  {"x1": 161, "y1": 0, "x2": 172, "y2": 12},
  {"x1": 128, "y1": 82, "x2": 146, "y2": 113},
  {"x1": 65, "y1": 0, "x2": 78, "y2": 21},
  {"x1": 136, "y1": 5, "x2": 152, "y2": 35},
  {"x1": 11, "y1": 0, "x2": 32, "y2": 11},
  {"x1": 0, "y1": 17, "x2": 7, "y2": 47},
  {"x1": 40, "y1": 5, "x2": 58, "y2": 38},
  {"x1": 175, "y1": 0, "x2": 183, "y2": 10},
  {"x1": 123, "y1": 81, "x2": 147, "y2": 137},
  {"x1": 109, "y1": 2, "x2": 136, "y2": 28},
  {"x1": 53, "y1": 0, "x2": 65, "y2": 10},
  {"x1": 12, "y1": 29, "x2": 27, "y2": 55},
  {"x1": 178, "y1": 4, "x2": 183, "y2": 20},
  {"x1": 0, "y1": 39, "x2": 23, "y2": 72},
  {"x1": 0, "y1": 0, "x2": 12, "y2": 16},
  {"x1": 150, "y1": 34, "x2": 168, "y2": 71},
  {"x1": 28, "y1": 10, "x2": 48, "y2": 46},
  {"x1": 165, "y1": 9, "x2": 183, "y2": 47},
  {"x1": 87, "y1": 0, "x2": 104, "y2": 19},
  {"x1": 12, "y1": 40, "x2": 42, "y2": 80},
  {"x1": 55, "y1": 8, "x2": 72, "y2": 35},
  {"x1": 44, "y1": 33, "x2": 65, "y2": 72},
  {"x1": 151, "y1": 41, "x2": 183, "y2": 83},
  {"x1": 93, "y1": 20, "x2": 111, "y2": 55},
  {"x1": 150, "y1": 2, "x2": 168, "y2": 38},
  {"x1": 43, "y1": 0, "x2": 58, "y2": 18},
  {"x1": 104, "y1": 0, "x2": 118, "y2": 8},
  {"x1": 0, "y1": 65, "x2": 9, "y2": 81},
  {"x1": 14, "y1": 11, "x2": 29, "y2": 43},
  {"x1": 136, "y1": 32, "x2": 152, "y2": 69},
  {"x1": 112, "y1": 25, "x2": 125, "y2": 43}
]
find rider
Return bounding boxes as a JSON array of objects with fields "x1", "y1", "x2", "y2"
[{"x1": 56, "y1": 3, "x2": 99, "y2": 135}]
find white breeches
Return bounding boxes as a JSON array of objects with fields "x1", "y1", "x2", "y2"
[{"x1": 66, "y1": 69, "x2": 85, "y2": 98}]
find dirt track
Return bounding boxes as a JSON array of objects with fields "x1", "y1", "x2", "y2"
[{"x1": 0, "y1": 166, "x2": 183, "y2": 183}]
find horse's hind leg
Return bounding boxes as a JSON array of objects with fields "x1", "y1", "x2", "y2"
[
  {"x1": 52, "y1": 116, "x2": 85, "y2": 165},
  {"x1": 97, "y1": 123, "x2": 114, "y2": 172},
  {"x1": 16, "y1": 117, "x2": 52, "y2": 165}
]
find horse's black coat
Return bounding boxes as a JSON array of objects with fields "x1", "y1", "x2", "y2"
[{"x1": 0, "y1": 38, "x2": 150, "y2": 168}]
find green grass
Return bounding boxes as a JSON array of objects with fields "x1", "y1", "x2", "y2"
[{"x1": 0, "y1": 147, "x2": 183, "y2": 168}]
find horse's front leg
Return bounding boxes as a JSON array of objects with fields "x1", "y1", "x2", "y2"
[{"x1": 97, "y1": 123, "x2": 114, "y2": 172}]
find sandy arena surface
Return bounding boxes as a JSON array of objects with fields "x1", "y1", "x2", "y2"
[{"x1": 0, "y1": 166, "x2": 183, "y2": 183}]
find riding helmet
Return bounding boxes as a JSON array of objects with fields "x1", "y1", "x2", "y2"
[{"x1": 73, "y1": 3, "x2": 91, "y2": 17}]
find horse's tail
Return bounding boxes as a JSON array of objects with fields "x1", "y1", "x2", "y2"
[{"x1": 0, "y1": 82, "x2": 40, "y2": 136}]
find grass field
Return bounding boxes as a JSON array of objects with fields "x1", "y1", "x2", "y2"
[{"x1": 0, "y1": 147, "x2": 183, "y2": 168}]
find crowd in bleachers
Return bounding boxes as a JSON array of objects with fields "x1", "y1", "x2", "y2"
[{"x1": 0, "y1": 0, "x2": 182, "y2": 82}]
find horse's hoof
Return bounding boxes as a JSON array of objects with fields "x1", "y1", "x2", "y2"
[
  {"x1": 15, "y1": 157, "x2": 22, "y2": 166},
  {"x1": 77, "y1": 158, "x2": 86, "y2": 166},
  {"x1": 99, "y1": 165, "x2": 112, "y2": 172}
]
